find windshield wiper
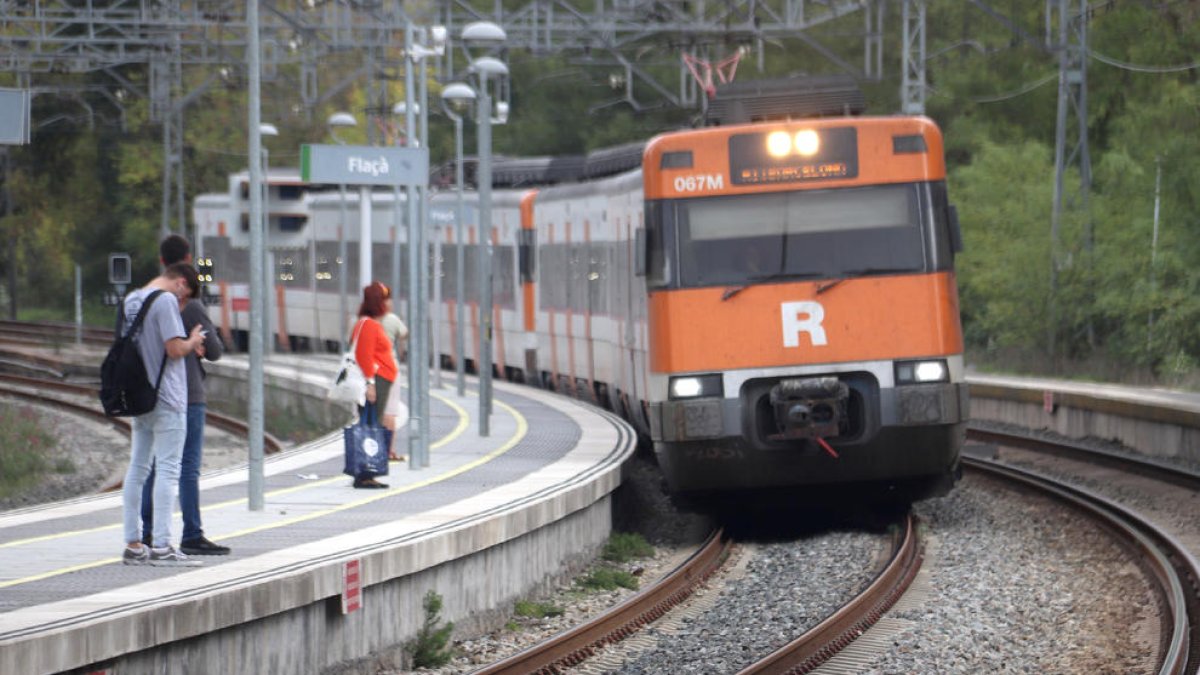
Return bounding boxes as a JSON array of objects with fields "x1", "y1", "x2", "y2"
[
  {"x1": 817, "y1": 267, "x2": 914, "y2": 295},
  {"x1": 721, "y1": 272, "x2": 819, "y2": 301}
]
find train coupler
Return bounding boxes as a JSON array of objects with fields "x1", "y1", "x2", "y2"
[{"x1": 766, "y1": 376, "x2": 849, "y2": 443}]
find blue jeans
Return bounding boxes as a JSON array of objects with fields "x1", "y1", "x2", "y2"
[
  {"x1": 123, "y1": 405, "x2": 187, "y2": 548},
  {"x1": 141, "y1": 403, "x2": 206, "y2": 543}
]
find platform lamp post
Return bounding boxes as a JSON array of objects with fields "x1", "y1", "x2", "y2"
[
  {"x1": 259, "y1": 122, "x2": 278, "y2": 354},
  {"x1": 401, "y1": 25, "x2": 446, "y2": 468},
  {"x1": 462, "y1": 20, "x2": 508, "y2": 437},
  {"x1": 327, "y1": 111, "x2": 357, "y2": 351},
  {"x1": 440, "y1": 82, "x2": 475, "y2": 399}
]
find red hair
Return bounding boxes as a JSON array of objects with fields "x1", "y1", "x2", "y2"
[{"x1": 358, "y1": 281, "x2": 390, "y2": 318}]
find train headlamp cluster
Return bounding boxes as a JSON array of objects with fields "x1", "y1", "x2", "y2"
[
  {"x1": 669, "y1": 374, "x2": 724, "y2": 400},
  {"x1": 195, "y1": 257, "x2": 215, "y2": 283},
  {"x1": 766, "y1": 129, "x2": 820, "y2": 159},
  {"x1": 894, "y1": 359, "x2": 949, "y2": 385}
]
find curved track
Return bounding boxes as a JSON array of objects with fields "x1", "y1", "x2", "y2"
[
  {"x1": 477, "y1": 515, "x2": 922, "y2": 675},
  {"x1": 965, "y1": 427, "x2": 1200, "y2": 675}
]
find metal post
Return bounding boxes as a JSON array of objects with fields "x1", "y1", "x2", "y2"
[
  {"x1": 477, "y1": 70, "x2": 494, "y2": 436},
  {"x1": 261, "y1": 148, "x2": 272, "y2": 353},
  {"x1": 391, "y1": 185, "x2": 401, "y2": 325},
  {"x1": 1148, "y1": 155, "x2": 1161, "y2": 345},
  {"x1": 338, "y1": 184, "x2": 348, "y2": 351},
  {"x1": 425, "y1": 71, "x2": 442, "y2": 392},
  {"x1": 418, "y1": 61, "x2": 432, "y2": 463},
  {"x1": 453, "y1": 115, "x2": 466, "y2": 397},
  {"x1": 74, "y1": 264, "x2": 81, "y2": 346},
  {"x1": 404, "y1": 21, "x2": 426, "y2": 468},
  {"x1": 359, "y1": 185, "x2": 372, "y2": 290},
  {"x1": 246, "y1": 0, "x2": 265, "y2": 511}
]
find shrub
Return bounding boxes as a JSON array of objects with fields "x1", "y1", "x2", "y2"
[{"x1": 408, "y1": 590, "x2": 455, "y2": 668}]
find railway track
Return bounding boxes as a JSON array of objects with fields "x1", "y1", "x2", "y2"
[
  {"x1": 0, "y1": 319, "x2": 112, "y2": 348},
  {"x1": 474, "y1": 427, "x2": 1200, "y2": 675},
  {"x1": 965, "y1": 427, "x2": 1200, "y2": 675},
  {"x1": 0, "y1": 373, "x2": 284, "y2": 494},
  {"x1": 0, "y1": 373, "x2": 282, "y2": 454},
  {"x1": 475, "y1": 515, "x2": 921, "y2": 675}
]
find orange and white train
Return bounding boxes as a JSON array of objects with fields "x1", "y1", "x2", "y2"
[{"x1": 195, "y1": 113, "x2": 968, "y2": 503}]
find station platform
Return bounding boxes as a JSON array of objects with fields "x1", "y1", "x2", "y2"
[{"x1": 0, "y1": 355, "x2": 637, "y2": 675}]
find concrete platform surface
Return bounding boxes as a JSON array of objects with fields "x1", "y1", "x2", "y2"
[{"x1": 0, "y1": 355, "x2": 636, "y2": 675}]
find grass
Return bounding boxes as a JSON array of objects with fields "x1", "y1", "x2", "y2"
[
  {"x1": 577, "y1": 567, "x2": 639, "y2": 592},
  {"x1": 602, "y1": 532, "x2": 654, "y2": 563},
  {"x1": 0, "y1": 405, "x2": 57, "y2": 499},
  {"x1": 513, "y1": 599, "x2": 564, "y2": 619}
]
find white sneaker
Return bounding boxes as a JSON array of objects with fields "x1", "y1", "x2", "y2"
[
  {"x1": 148, "y1": 546, "x2": 203, "y2": 567},
  {"x1": 122, "y1": 544, "x2": 150, "y2": 566}
]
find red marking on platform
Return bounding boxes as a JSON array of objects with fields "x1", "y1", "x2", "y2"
[
  {"x1": 342, "y1": 559, "x2": 362, "y2": 614},
  {"x1": 231, "y1": 297, "x2": 250, "y2": 312}
]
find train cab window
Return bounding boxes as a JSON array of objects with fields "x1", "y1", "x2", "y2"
[
  {"x1": 673, "y1": 184, "x2": 926, "y2": 289},
  {"x1": 642, "y1": 201, "x2": 675, "y2": 290}
]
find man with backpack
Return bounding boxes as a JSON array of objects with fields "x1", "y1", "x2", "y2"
[
  {"x1": 119, "y1": 261, "x2": 206, "y2": 567},
  {"x1": 139, "y1": 234, "x2": 230, "y2": 556}
]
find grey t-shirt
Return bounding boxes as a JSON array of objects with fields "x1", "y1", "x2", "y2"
[
  {"x1": 181, "y1": 298, "x2": 222, "y2": 405},
  {"x1": 122, "y1": 287, "x2": 187, "y2": 413}
]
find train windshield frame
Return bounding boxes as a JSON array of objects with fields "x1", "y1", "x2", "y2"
[{"x1": 646, "y1": 182, "x2": 951, "y2": 290}]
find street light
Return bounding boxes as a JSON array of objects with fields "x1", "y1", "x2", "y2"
[
  {"x1": 440, "y1": 82, "x2": 475, "y2": 398},
  {"x1": 327, "y1": 111, "x2": 356, "y2": 351},
  {"x1": 462, "y1": 21, "x2": 508, "y2": 437}
]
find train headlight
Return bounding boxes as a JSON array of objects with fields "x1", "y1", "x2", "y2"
[
  {"x1": 669, "y1": 374, "x2": 724, "y2": 400},
  {"x1": 766, "y1": 131, "x2": 792, "y2": 158},
  {"x1": 895, "y1": 359, "x2": 949, "y2": 385},
  {"x1": 794, "y1": 129, "x2": 820, "y2": 156}
]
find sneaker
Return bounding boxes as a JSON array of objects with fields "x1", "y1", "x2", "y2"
[
  {"x1": 122, "y1": 544, "x2": 150, "y2": 566},
  {"x1": 148, "y1": 546, "x2": 204, "y2": 567},
  {"x1": 180, "y1": 536, "x2": 231, "y2": 556}
]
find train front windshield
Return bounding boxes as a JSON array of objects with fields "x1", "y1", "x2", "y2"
[{"x1": 650, "y1": 183, "x2": 941, "y2": 289}]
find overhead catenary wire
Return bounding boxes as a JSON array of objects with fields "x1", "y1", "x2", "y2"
[{"x1": 1087, "y1": 49, "x2": 1200, "y2": 73}]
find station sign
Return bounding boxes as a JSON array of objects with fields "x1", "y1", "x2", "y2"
[
  {"x1": 0, "y1": 88, "x2": 30, "y2": 145},
  {"x1": 300, "y1": 144, "x2": 429, "y2": 187}
]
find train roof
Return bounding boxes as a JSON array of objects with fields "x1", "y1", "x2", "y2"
[{"x1": 430, "y1": 141, "x2": 646, "y2": 189}]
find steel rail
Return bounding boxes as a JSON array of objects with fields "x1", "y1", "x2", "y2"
[
  {"x1": 968, "y1": 422, "x2": 1200, "y2": 491},
  {"x1": 737, "y1": 513, "x2": 921, "y2": 675},
  {"x1": 965, "y1": 456, "x2": 1197, "y2": 675},
  {"x1": 475, "y1": 528, "x2": 732, "y2": 675},
  {"x1": 0, "y1": 373, "x2": 283, "y2": 455}
]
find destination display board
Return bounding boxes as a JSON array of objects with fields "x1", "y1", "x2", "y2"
[{"x1": 728, "y1": 127, "x2": 858, "y2": 186}]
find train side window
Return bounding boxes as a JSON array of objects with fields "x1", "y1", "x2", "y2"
[
  {"x1": 278, "y1": 216, "x2": 307, "y2": 232},
  {"x1": 278, "y1": 185, "x2": 304, "y2": 201},
  {"x1": 518, "y1": 229, "x2": 536, "y2": 283}
]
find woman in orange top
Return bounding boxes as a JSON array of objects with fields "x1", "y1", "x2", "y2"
[{"x1": 350, "y1": 281, "x2": 398, "y2": 488}]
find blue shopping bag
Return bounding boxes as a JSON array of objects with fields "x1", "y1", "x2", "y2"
[{"x1": 343, "y1": 403, "x2": 390, "y2": 478}]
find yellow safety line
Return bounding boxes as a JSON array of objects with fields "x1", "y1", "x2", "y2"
[{"x1": 0, "y1": 393, "x2": 512, "y2": 591}]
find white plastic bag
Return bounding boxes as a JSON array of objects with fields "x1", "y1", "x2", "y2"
[
  {"x1": 328, "y1": 319, "x2": 367, "y2": 406},
  {"x1": 328, "y1": 351, "x2": 366, "y2": 406}
]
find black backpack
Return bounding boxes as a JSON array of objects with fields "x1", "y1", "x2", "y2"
[{"x1": 99, "y1": 290, "x2": 168, "y2": 417}]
